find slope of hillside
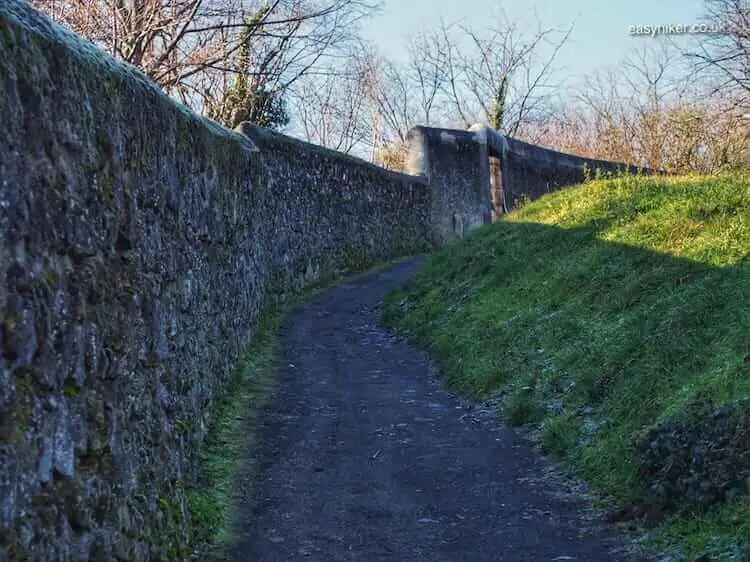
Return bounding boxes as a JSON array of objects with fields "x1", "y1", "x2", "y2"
[{"x1": 382, "y1": 173, "x2": 750, "y2": 561}]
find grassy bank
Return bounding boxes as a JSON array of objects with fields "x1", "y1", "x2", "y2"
[{"x1": 382, "y1": 172, "x2": 750, "y2": 561}]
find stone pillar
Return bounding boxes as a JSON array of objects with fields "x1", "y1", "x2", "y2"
[{"x1": 405, "y1": 126, "x2": 492, "y2": 246}]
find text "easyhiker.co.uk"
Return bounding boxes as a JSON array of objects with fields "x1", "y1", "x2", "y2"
[{"x1": 629, "y1": 23, "x2": 728, "y2": 37}]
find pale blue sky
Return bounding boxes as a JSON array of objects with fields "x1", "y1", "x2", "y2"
[{"x1": 361, "y1": 0, "x2": 708, "y2": 85}]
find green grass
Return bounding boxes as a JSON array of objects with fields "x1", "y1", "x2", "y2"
[
  {"x1": 187, "y1": 308, "x2": 280, "y2": 560},
  {"x1": 652, "y1": 498, "x2": 750, "y2": 561},
  {"x1": 382, "y1": 172, "x2": 750, "y2": 561}
]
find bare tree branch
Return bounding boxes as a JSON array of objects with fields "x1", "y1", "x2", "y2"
[{"x1": 31, "y1": 0, "x2": 382, "y2": 124}]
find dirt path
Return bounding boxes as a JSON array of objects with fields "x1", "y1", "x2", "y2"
[{"x1": 230, "y1": 258, "x2": 647, "y2": 561}]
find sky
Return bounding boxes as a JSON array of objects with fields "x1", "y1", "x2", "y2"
[{"x1": 360, "y1": 0, "x2": 709, "y2": 88}]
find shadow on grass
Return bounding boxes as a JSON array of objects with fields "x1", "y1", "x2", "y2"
[{"x1": 383, "y1": 218, "x2": 750, "y2": 560}]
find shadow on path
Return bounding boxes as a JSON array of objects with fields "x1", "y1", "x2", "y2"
[{"x1": 230, "y1": 258, "x2": 647, "y2": 561}]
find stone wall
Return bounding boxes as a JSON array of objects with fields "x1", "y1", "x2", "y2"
[
  {"x1": 469, "y1": 124, "x2": 649, "y2": 213},
  {"x1": 406, "y1": 126, "x2": 493, "y2": 245},
  {"x1": 405, "y1": 123, "x2": 650, "y2": 235},
  {"x1": 238, "y1": 123, "x2": 431, "y2": 297},
  {"x1": 500, "y1": 135, "x2": 645, "y2": 210},
  {"x1": 0, "y1": 3, "x2": 432, "y2": 560}
]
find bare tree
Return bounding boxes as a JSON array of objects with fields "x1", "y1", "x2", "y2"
[
  {"x1": 292, "y1": 46, "x2": 372, "y2": 152},
  {"x1": 356, "y1": 42, "x2": 450, "y2": 166},
  {"x1": 687, "y1": 0, "x2": 750, "y2": 99},
  {"x1": 403, "y1": 30, "x2": 451, "y2": 127},
  {"x1": 31, "y1": 0, "x2": 381, "y2": 125},
  {"x1": 361, "y1": 53, "x2": 419, "y2": 145},
  {"x1": 354, "y1": 11, "x2": 574, "y2": 168},
  {"x1": 431, "y1": 12, "x2": 574, "y2": 135},
  {"x1": 623, "y1": 43, "x2": 693, "y2": 168},
  {"x1": 569, "y1": 69, "x2": 639, "y2": 163},
  {"x1": 528, "y1": 41, "x2": 750, "y2": 173}
]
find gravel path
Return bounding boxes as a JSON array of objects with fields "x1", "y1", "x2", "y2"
[{"x1": 230, "y1": 258, "x2": 647, "y2": 562}]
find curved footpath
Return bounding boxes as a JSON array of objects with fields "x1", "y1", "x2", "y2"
[{"x1": 230, "y1": 258, "x2": 648, "y2": 561}]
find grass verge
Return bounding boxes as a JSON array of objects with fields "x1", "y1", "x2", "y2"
[
  {"x1": 382, "y1": 172, "x2": 750, "y2": 561},
  {"x1": 187, "y1": 307, "x2": 281, "y2": 560}
]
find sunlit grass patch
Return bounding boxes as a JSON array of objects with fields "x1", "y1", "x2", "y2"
[{"x1": 383, "y1": 172, "x2": 750, "y2": 560}]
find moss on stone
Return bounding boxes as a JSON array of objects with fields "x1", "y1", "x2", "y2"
[
  {"x1": 63, "y1": 384, "x2": 80, "y2": 398},
  {"x1": 174, "y1": 418, "x2": 191, "y2": 435},
  {"x1": 342, "y1": 246, "x2": 370, "y2": 272},
  {"x1": 5, "y1": 393, "x2": 32, "y2": 443},
  {"x1": 0, "y1": 399, "x2": 29, "y2": 443},
  {"x1": 12, "y1": 368, "x2": 33, "y2": 394},
  {"x1": 100, "y1": 173, "x2": 115, "y2": 208},
  {"x1": 45, "y1": 270, "x2": 59, "y2": 287}
]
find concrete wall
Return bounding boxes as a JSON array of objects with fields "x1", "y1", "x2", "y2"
[{"x1": 0, "y1": 3, "x2": 433, "y2": 560}]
